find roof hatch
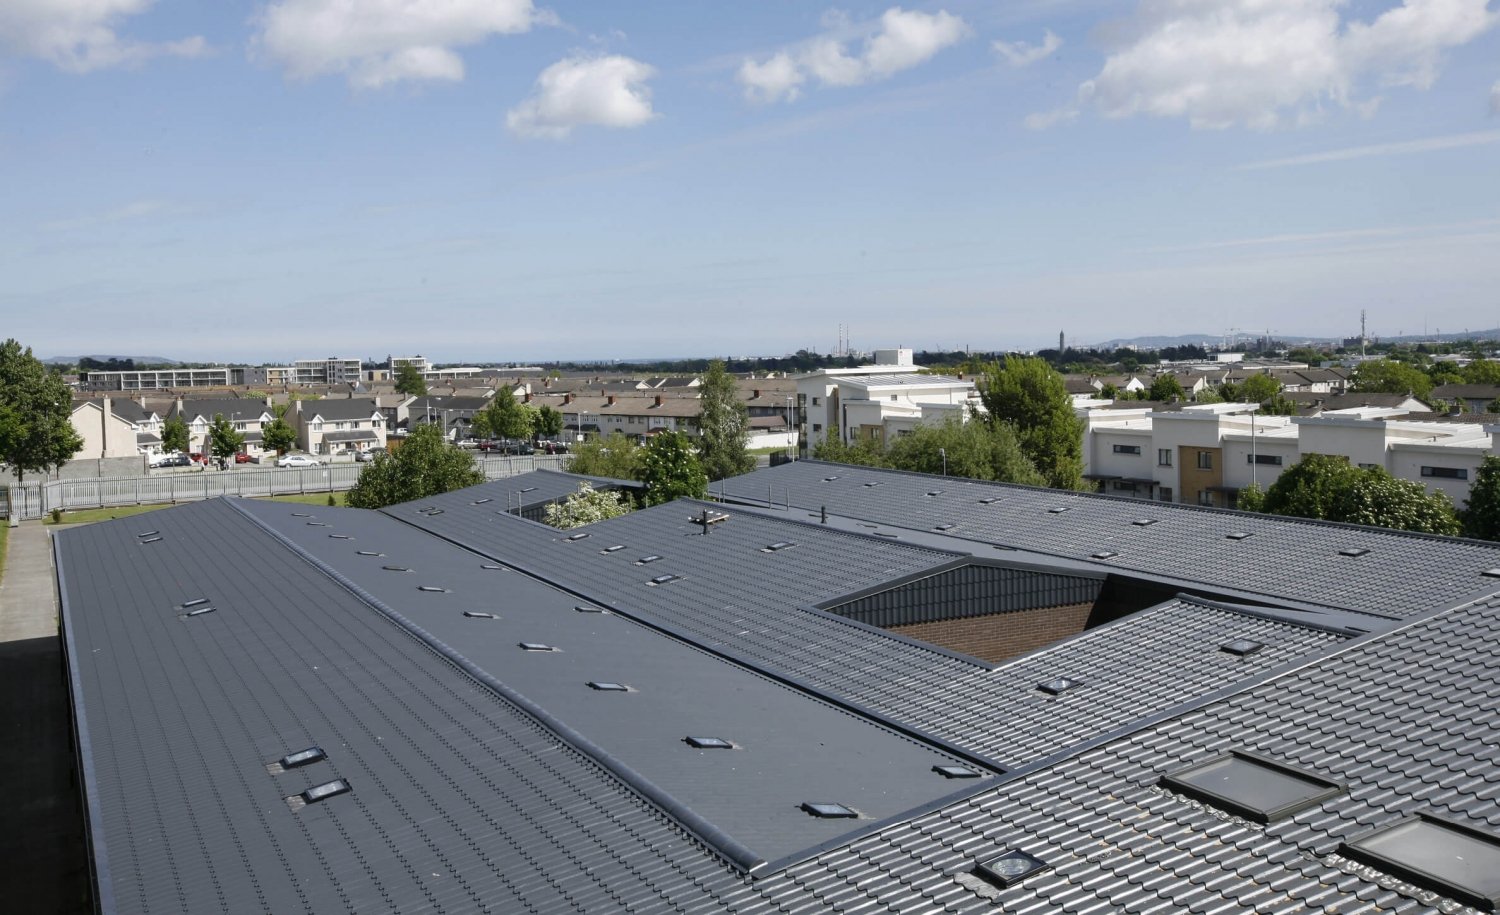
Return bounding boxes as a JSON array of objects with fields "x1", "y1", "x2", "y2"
[
  {"x1": 1159, "y1": 751, "x2": 1342, "y2": 823},
  {"x1": 1340, "y1": 814, "x2": 1500, "y2": 911}
]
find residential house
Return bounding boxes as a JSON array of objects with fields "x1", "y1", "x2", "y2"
[
  {"x1": 797, "y1": 348, "x2": 979, "y2": 453},
  {"x1": 290, "y1": 397, "x2": 387, "y2": 456}
]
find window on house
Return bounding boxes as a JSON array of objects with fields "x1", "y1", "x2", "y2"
[
  {"x1": 813, "y1": 424, "x2": 823, "y2": 432},
  {"x1": 1198, "y1": 490, "x2": 1215, "y2": 507},
  {"x1": 812, "y1": 397, "x2": 820, "y2": 406},
  {"x1": 1159, "y1": 487, "x2": 1173, "y2": 502},
  {"x1": 1113, "y1": 444, "x2": 1142, "y2": 455},
  {"x1": 1358, "y1": 462, "x2": 1378, "y2": 471},
  {"x1": 890, "y1": 394, "x2": 899, "y2": 401},
  {"x1": 1197, "y1": 452, "x2": 1214, "y2": 470},
  {"x1": 1158, "y1": 449, "x2": 1172, "y2": 466},
  {"x1": 1247, "y1": 454, "x2": 1283, "y2": 465},
  {"x1": 1422, "y1": 466, "x2": 1469, "y2": 480}
]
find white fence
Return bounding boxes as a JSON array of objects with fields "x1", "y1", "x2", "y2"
[{"x1": 1, "y1": 454, "x2": 566, "y2": 521}]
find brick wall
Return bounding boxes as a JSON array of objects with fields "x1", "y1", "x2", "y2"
[{"x1": 888, "y1": 602, "x2": 1093, "y2": 664}]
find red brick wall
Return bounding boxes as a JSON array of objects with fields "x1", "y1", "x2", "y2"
[{"x1": 887, "y1": 603, "x2": 1093, "y2": 664}]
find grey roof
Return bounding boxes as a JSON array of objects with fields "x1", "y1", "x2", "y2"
[
  {"x1": 839, "y1": 373, "x2": 969, "y2": 389},
  {"x1": 173, "y1": 398, "x2": 267, "y2": 422},
  {"x1": 299, "y1": 398, "x2": 381, "y2": 421},
  {"x1": 715, "y1": 461, "x2": 1500, "y2": 619},
  {"x1": 444, "y1": 468, "x2": 640, "y2": 514},
  {"x1": 406, "y1": 395, "x2": 491, "y2": 412},
  {"x1": 321, "y1": 429, "x2": 379, "y2": 442},
  {"x1": 108, "y1": 399, "x2": 156, "y2": 423},
  {"x1": 135, "y1": 432, "x2": 160, "y2": 445}
]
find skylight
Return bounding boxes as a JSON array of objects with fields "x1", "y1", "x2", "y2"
[
  {"x1": 932, "y1": 765, "x2": 981, "y2": 779},
  {"x1": 978, "y1": 497, "x2": 999, "y2": 505},
  {"x1": 926, "y1": 490, "x2": 944, "y2": 497},
  {"x1": 180, "y1": 598, "x2": 209, "y2": 609},
  {"x1": 601, "y1": 545, "x2": 626, "y2": 553},
  {"x1": 417, "y1": 585, "x2": 449, "y2": 593},
  {"x1": 1048, "y1": 506, "x2": 1071, "y2": 514},
  {"x1": 1159, "y1": 751, "x2": 1343, "y2": 823},
  {"x1": 181, "y1": 606, "x2": 217, "y2": 618},
  {"x1": 587, "y1": 681, "x2": 629, "y2": 691},
  {"x1": 575, "y1": 605, "x2": 606, "y2": 613},
  {"x1": 566, "y1": 532, "x2": 590, "y2": 541},
  {"x1": 1091, "y1": 550, "x2": 1118, "y2": 560},
  {"x1": 800, "y1": 802, "x2": 857, "y2": 819},
  {"x1": 328, "y1": 534, "x2": 351, "y2": 540},
  {"x1": 934, "y1": 523, "x2": 956, "y2": 531},
  {"x1": 636, "y1": 555, "x2": 663, "y2": 564},
  {"x1": 306, "y1": 522, "x2": 329, "y2": 527},
  {"x1": 299, "y1": 779, "x2": 351, "y2": 805},
  {"x1": 136, "y1": 530, "x2": 159, "y2": 537},
  {"x1": 481, "y1": 563, "x2": 504, "y2": 570},
  {"x1": 139, "y1": 537, "x2": 163, "y2": 544},
  {"x1": 1226, "y1": 532, "x2": 1254, "y2": 541},
  {"x1": 382, "y1": 565, "x2": 411, "y2": 572},
  {"x1": 1340, "y1": 814, "x2": 1500, "y2": 911},
  {"x1": 518, "y1": 642, "x2": 555, "y2": 652},
  {"x1": 472, "y1": 498, "x2": 492, "y2": 505},
  {"x1": 1483, "y1": 568, "x2": 1500, "y2": 579},
  {"x1": 974, "y1": 850, "x2": 1050, "y2": 889},
  {"x1": 278, "y1": 747, "x2": 326, "y2": 770},
  {"x1": 1221, "y1": 638, "x2": 1265, "y2": 657},
  {"x1": 1037, "y1": 677, "x2": 1080, "y2": 695},
  {"x1": 648, "y1": 574, "x2": 681, "y2": 585},
  {"x1": 684, "y1": 736, "x2": 733, "y2": 749},
  {"x1": 761, "y1": 541, "x2": 796, "y2": 552},
  {"x1": 463, "y1": 611, "x2": 496, "y2": 619},
  {"x1": 1132, "y1": 518, "x2": 1158, "y2": 527},
  {"x1": 356, "y1": 550, "x2": 382, "y2": 556},
  {"x1": 1340, "y1": 548, "x2": 1371, "y2": 558}
]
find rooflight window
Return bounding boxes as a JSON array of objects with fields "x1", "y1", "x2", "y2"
[
  {"x1": 481, "y1": 563, "x2": 505, "y2": 570},
  {"x1": 139, "y1": 537, "x2": 163, "y2": 544},
  {"x1": 1048, "y1": 506, "x2": 1071, "y2": 514},
  {"x1": 382, "y1": 565, "x2": 411, "y2": 572},
  {"x1": 800, "y1": 802, "x2": 857, "y2": 819},
  {"x1": 762, "y1": 541, "x2": 797, "y2": 552},
  {"x1": 587, "y1": 681, "x2": 629, "y2": 691},
  {"x1": 1037, "y1": 677, "x2": 1080, "y2": 695},
  {"x1": 328, "y1": 534, "x2": 351, "y2": 540},
  {"x1": 926, "y1": 490, "x2": 944, "y2": 497},
  {"x1": 1340, "y1": 814, "x2": 1500, "y2": 911},
  {"x1": 684, "y1": 736, "x2": 733, "y2": 749},
  {"x1": 182, "y1": 606, "x2": 217, "y2": 618},
  {"x1": 974, "y1": 850, "x2": 1050, "y2": 889},
  {"x1": 863, "y1": 482, "x2": 883, "y2": 488},
  {"x1": 279, "y1": 747, "x2": 327, "y2": 770},
  {"x1": 601, "y1": 545, "x2": 626, "y2": 553},
  {"x1": 566, "y1": 532, "x2": 590, "y2": 541},
  {"x1": 649, "y1": 574, "x2": 680, "y2": 585},
  {"x1": 1340, "y1": 548, "x2": 1370, "y2": 557},
  {"x1": 978, "y1": 497, "x2": 999, "y2": 505},
  {"x1": 518, "y1": 642, "x2": 555, "y2": 652},
  {"x1": 299, "y1": 779, "x2": 351, "y2": 805},
  {"x1": 636, "y1": 555, "x2": 663, "y2": 565},
  {"x1": 291, "y1": 513, "x2": 310, "y2": 518},
  {"x1": 1226, "y1": 532, "x2": 1254, "y2": 541},
  {"x1": 306, "y1": 522, "x2": 329, "y2": 527},
  {"x1": 1159, "y1": 751, "x2": 1343, "y2": 823},
  {"x1": 935, "y1": 523, "x2": 956, "y2": 531},
  {"x1": 463, "y1": 611, "x2": 496, "y2": 619},
  {"x1": 180, "y1": 598, "x2": 209, "y2": 609},
  {"x1": 1221, "y1": 638, "x2": 1264, "y2": 657},
  {"x1": 822, "y1": 476, "x2": 839, "y2": 482},
  {"x1": 932, "y1": 765, "x2": 981, "y2": 779},
  {"x1": 137, "y1": 530, "x2": 159, "y2": 537},
  {"x1": 1132, "y1": 519, "x2": 1159, "y2": 527},
  {"x1": 1483, "y1": 568, "x2": 1500, "y2": 579},
  {"x1": 519, "y1": 487, "x2": 537, "y2": 493},
  {"x1": 1091, "y1": 550, "x2": 1118, "y2": 560},
  {"x1": 424, "y1": 509, "x2": 444, "y2": 515},
  {"x1": 417, "y1": 585, "x2": 449, "y2": 593},
  {"x1": 472, "y1": 498, "x2": 492, "y2": 505}
]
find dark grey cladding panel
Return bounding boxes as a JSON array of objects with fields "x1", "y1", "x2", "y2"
[
  {"x1": 375, "y1": 492, "x2": 1344, "y2": 768},
  {"x1": 824, "y1": 563, "x2": 1104, "y2": 628},
  {"x1": 717, "y1": 461, "x2": 1500, "y2": 619},
  {"x1": 761, "y1": 590, "x2": 1500, "y2": 913}
]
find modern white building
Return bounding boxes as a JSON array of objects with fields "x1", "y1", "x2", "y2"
[
  {"x1": 796, "y1": 349, "x2": 980, "y2": 454},
  {"x1": 293, "y1": 357, "x2": 362, "y2": 386}
]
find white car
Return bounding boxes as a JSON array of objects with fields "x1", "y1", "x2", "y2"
[{"x1": 276, "y1": 454, "x2": 321, "y2": 468}]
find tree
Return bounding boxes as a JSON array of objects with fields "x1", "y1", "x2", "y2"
[
  {"x1": 0, "y1": 339, "x2": 84, "y2": 482},
  {"x1": 535, "y1": 405, "x2": 565, "y2": 439},
  {"x1": 475, "y1": 389, "x2": 531, "y2": 441},
  {"x1": 812, "y1": 435, "x2": 890, "y2": 467},
  {"x1": 638, "y1": 431, "x2": 707, "y2": 505},
  {"x1": 1331, "y1": 468, "x2": 1461, "y2": 535},
  {"x1": 1236, "y1": 481, "x2": 1266, "y2": 511},
  {"x1": 160, "y1": 413, "x2": 190, "y2": 454},
  {"x1": 1262, "y1": 454, "x2": 1362, "y2": 521},
  {"x1": 1463, "y1": 455, "x2": 1500, "y2": 540},
  {"x1": 1193, "y1": 387, "x2": 1223, "y2": 404},
  {"x1": 884, "y1": 418, "x2": 1046, "y2": 485},
  {"x1": 1352, "y1": 358, "x2": 1434, "y2": 399},
  {"x1": 207, "y1": 414, "x2": 245, "y2": 462},
  {"x1": 261, "y1": 405, "x2": 298, "y2": 455},
  {"x1": 977, "y1": 356, "x2": 1085, "y2": 490},
  {"x1": 1463, "y1": 359, "x2": 1500, "y2": 384},
  {"x1": 566, "y1": 432, "x2": 642, "y2": 480},
  {"x1": 1147, "y1": 374, "x2": 1184, "y2": 402},
  {"x1": 1259, "y1": 394, "x2": 1301, "y2": 416},
  {"x1": 1238, "y1": 374, "x2": 1281, "y2": 403},
  {"x1": 394, "y1": 363, "x2": 427, "y2": 397},
  {"x1": 345, "y1": 424, "x2": 484, "y2": 509},
  {"x1": 543, "y1": 482, "x2": 632, "y2": 529},
  {"x1": 696, "y1": 359, "x2": 754, "y2": 481}
]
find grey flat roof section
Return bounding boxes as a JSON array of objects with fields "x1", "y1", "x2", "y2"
[
  {"x1": 234, "y1": 498, "x2": 998, "y2": 871},
  {"x1": 380, "y1": 491, "x2": 1350, "y2": 767},
  {"x1": 716, "y1": 461, "x2": 1500, "y2": 619}
]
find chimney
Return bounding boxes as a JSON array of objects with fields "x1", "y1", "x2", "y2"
[
  {"x1": 295, "y1": 399, "x2": 304, "y2": 414},
  {"x1": 753, "y1": 388, "x2": 761, "y2": 399},
  {"x1": 607, "y1": 395, "x2": 616, "y2": 406},
  {"x1": 654, "y1": 395, "x2": 664, "y2": 407},
  {"x1": 524, "y1": 392, "x2": 532, "y2": 403},
  {"x1": 563, "y1": 393, "x2": 574, "y2": 405},
  {"x1": 101, "y1": 395, "x2": 113, "y2": 457},
  {"x1": 138, "y1": 394, "x2": 146, "y2": 408}
]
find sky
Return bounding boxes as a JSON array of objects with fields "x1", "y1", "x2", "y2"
[{"x1": 2, "y1": 0, "x2": 1499, "y2": 363}]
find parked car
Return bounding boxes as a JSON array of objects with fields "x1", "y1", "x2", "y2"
[
  {"x1": 151, "y1": 452, "x2": 190, "y2": 468},
  {"x1": 354, "y1": 448, "x2": 382, "y2": 463},
  {"x1": 189, "y1": 452, "x2": 208, "y2": 465},
  {"x1": 235, "y1": 452, "x2": 254, "y2": 464},
  {"x1": 276, "y1": 454, "x2": 321, "y2": 468}
]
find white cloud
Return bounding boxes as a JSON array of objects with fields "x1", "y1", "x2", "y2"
[
  {"x1": 993, "y1": 29, "x2": 1062, "y2": 68},
  {"x1": 736, "y1": 7, "x2": 968, "y2": 103},
  {"x1": 1024, "y1": 106, "x2": 1077, "y2": 130},
  {"x1": 254, "y1": 0, "x2": 550, "y2": 88},
  {"x1": 0, "y1": 0, "x2": 207, "y2": 72},
  {"x1": 507, "y1": 54, "x2": 657, "y2": 139},
  {"x1": 1045, "y1": 0, "x2": 1497, "y2": 130}
]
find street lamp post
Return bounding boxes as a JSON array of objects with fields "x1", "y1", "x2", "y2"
[
  {"x1": 785, "y1": 395, "x2": 794, "y2": 461},
  {"x1": 939, "y1": 447, "x2": 947, "y2": 476}
]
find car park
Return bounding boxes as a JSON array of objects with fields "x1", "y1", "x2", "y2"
[{"x1": 276, "y1": 454, "x2": 321, "y2": 468}]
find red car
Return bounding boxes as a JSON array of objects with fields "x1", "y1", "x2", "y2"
[
  {"x1": 189, "y1": 453, "x2": 208, "y2": 464},
  {"x1": 235, "y1": 452, "x2": 253, "y2": 464}
]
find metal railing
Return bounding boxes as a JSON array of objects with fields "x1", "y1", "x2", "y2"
[{"x1": 1, "y1": 454, "x2": 567, "y2": 520}]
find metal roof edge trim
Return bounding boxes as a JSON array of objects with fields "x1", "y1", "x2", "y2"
[
  {"x1": 1167, "y1": 592, "x2": 1378, "y2": 637},
  {"x1": 797, "y1": 597, "x2": 1000, "y2": 670},
  {"x1": 52, "y1": 529, "x2": 117, "y2": 915},
  {"x1": 679, "y1": 498, "x2": 973, "y2": 560},
  {"x1": 815, "y1": 558, "x2": 1106, "y2": 615},
  {"x1": 224, "y1": 498, "x2": 771, "y2": 875}
]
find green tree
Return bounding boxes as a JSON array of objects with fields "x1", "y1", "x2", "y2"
[
  {"x1": 1330, "y1": 467, "x2": 1461, "y2": 535},
  {"x1": 207, "y1": 414, "x2": 245, "y2": 462},
  {"x1": 1462, "y1": 455, "x2": 1500, "y2": 540},
  {"x1": 812, "y1": 435, "x2": 890, "y2": 467},
  {"x1": 543, "y1": 482, "x2": 632, "y2": 529},
  {"x1": 1193, "y1": 386, "x2": 1223, "y2": 404},
  {"x1": 1462, "y1": 359, "x2": 1500, "y2": 384},
  {"x1": 394, "y1": 363, "x2": 427, "y2": 397},
  {"x1": 1236, "y1": 481, "x2": 1266, "y2": 511},
  {"x1": 1238, "y1": 374, "x2": 1281, "y2": 403},
  {"x1": 638, "y1": 431, "x2": 707, "y2": 505},
  {"x1": 1097, "y1": 382, "x2": 1119, "y2": 400},
  {"x1": 1147, "y1": 374, "x2": 1184, "y2": 402},
  {"x1": 884, "y1": 418, "x2": 1045, "y2": 485},
  {"x1": 695, "y1": 359, "x2": 754, "y2": 481},
  {"x1": 565, "y1": 432, "x2": 642, "y2": 480},
  {"x1": 1259, "y1": 394, "x2": 1301, "y2": 416},
  {"x1": 261, "y1": 406, "x2": 298, "y2": 455},
  {"x1": 535, "y1": 404, "x2": 565, "y2": 439},
  {"x1": 0, "y1": 339, "x2": 84, "y2": 482},
  {"x1": 1352, "y1": 358, "x2": 1434, "y2": 399},
  {"x1": 160, "y1": 414, "x2": 190, "y2": 454},
  {"x1": 977, "y1": 356, "x2": 1085, "y2": 490},
  {"x1": 1262, "y1": 454, "x2": 1361, "y2": 521},
  {"x1": 345, "y1": 424, "x2": 484, "y2": 509},
  {"x1": 475, "y1": 389, "x2": 531, "y2": 441}
]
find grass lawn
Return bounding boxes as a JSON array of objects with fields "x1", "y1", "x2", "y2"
[
  {"x1": 44, "y1": 491, "x2": 350, "y2": 525},
  {"x1": 0, "y1": 524, "x2": 8, "y2": 585}
]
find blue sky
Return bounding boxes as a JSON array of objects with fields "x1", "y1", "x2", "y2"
[{"x1": 2, "y1": 0, "x2": 1498, "y2": 363}]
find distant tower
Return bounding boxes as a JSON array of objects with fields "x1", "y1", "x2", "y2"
[
  {"x1": 1360, "y1": 310, "x2": 1367, "y2": 358},
  {"x1": 1059, "y1": 331, "x2": 1066, "y2": 353}
]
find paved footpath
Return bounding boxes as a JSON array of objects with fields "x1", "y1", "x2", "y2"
[{"x1": 0, "y1": 522, "x2": 88, "y2": 914}]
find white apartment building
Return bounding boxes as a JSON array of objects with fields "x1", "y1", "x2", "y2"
[
  {"x1": 1082, "y1": 402, "x2": 1496, "y2": 508},
  {"x1": 796, "y1": 349, "x2": 980, "y2": 454},
  {"x1": 293, "y1": 357, "x2": 362, "y2": 386}
]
